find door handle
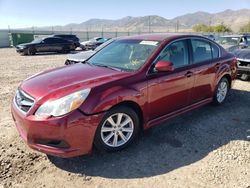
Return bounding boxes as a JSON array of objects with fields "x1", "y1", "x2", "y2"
[{"x1": 185, "y1": 71, "x2": 193, "y2": 78}]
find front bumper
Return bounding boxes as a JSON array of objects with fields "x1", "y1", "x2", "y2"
[
  {"x1": 11, "y1": 102, "x2": 105, "y2": 158},
  {"x1": 238, "y1": 65, "x2": 250, "y2": 74},
  {"x1": 237, "y1": 59, "x2": 250, "y2": 75},
  {"x1": 16, "y1": 48, "x2": 26, "y2": 53}
]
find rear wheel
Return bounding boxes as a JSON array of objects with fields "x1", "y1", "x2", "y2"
[
  {"x1": 213, "y1": 77, "x2": 229, "y2": 105},
  {"x1": 94, "y1": 106, "x2": 140, "y2": 152}
]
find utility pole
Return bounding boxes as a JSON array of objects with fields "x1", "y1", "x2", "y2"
[
  {"x1": 176, "y1": 20, "x2": 179, "y2": 32},
  {"x1": 209, "y1": 17, "x2": 212, "y2": 33},
  {"x1": 148, "y1": 16, "x2": 151, "y2": 33},
  {"x1": 86, "y1": 27, "x2": 89, "y2": 40}
]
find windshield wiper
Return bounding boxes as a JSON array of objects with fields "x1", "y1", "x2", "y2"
[
  {"x1": 81, "y1": 60, "x2": 91, "y2": 64},
  {"x1": 93, "y1": 63, "x2": 123, "y2": 71}
]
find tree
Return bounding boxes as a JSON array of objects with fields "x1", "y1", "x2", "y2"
[
  {"x1": 192, "y1": 23, "x2": 232, "y2": 33},
  {"x1": 213, "y1": 24, "x2": 232, "y2": 33},
  {"x1": 240, "y1": 22, "x2": 250, "y2": 33},
  {"x1": 193, "y1": 24, "x2": 211, "y2": 32}
]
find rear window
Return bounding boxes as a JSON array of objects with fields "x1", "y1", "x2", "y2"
[
  {"x1": 191, "y1": 39, "x2": 212, "y2": 63},
  {"x1": 211, "y1": 43, "x2": 220, "y2": 59}
]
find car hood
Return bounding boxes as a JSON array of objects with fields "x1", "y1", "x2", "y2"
[
  {"x1": 20, "y1": 63, "x2": 130, "y2": 102},
  {"x1": 220, "y1": 44, "x2": 240, "y2": 52},
  {"x1": 16, "y1": 42, "x2": 38, "y2": 47},
  {"x1": 67, "y1": 50, "x2": 95, "y2": 62},
  {"x1": 81, "y1": 41, "x2": 91, "y2": 45},
  {"x1": 233, "y1": 49, "x2": 250, "y2": 60}
]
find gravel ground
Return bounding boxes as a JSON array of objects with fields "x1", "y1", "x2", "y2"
[{"x1": 0, "y1": 48, "x2": 249, "y2": 188}]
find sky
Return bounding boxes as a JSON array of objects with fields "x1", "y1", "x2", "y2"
[{"x1": 0, "y1": 0, "x2": 249, "y2": 29}]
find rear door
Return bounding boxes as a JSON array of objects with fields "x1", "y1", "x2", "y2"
[
  {"x1": 189, "y1": 38, "x2": 221, "y2": 104},
  {"x1": 53, "y1": 38, "x2": 66, "y2": 51}
]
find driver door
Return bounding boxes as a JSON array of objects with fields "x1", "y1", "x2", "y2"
[
  {"x1": 147, "y1": 39, "x2": 194, "y2": 120},
  {"x1": 36, "y1": 38, "x2": 51, "y2": 52}
]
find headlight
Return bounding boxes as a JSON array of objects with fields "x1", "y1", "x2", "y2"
[
  {"x1": 35, "y1": 88, "x2": 91, "y2": 117},
  {"x1": 17, "y1": 46, "x2": 25, "y2": 49}
]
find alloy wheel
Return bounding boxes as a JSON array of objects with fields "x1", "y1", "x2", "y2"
[
  {"x1": 216, "y1": 80, "x2": 228, "y2": 103},
  {"x1": 100, "y1": 113, "x2": 134, "y2": 147}
]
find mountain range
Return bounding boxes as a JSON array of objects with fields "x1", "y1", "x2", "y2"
[{"x1": 41, "y1": 9, "x2": 250, "y2": 32}]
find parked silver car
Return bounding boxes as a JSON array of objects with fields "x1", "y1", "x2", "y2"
[
  {"x1": 65, "y1": 39, "x2": 114, "y2": 65},
  {"x1": 216, "y1": 35, "x2": 250, "y2": 81}
]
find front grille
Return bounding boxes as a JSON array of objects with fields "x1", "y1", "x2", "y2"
[
  {"x1": 238, "y1": 61, "x2": 250, "y2": 66},
  {"x1": 14, "y1": 89, "x2": 35, "y2": 114}
]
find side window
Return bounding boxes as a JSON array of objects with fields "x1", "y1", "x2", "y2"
[
  {"x1": 191, "y1": 39, "x2": 212, "y2": 63},
  {"x1": 157, "y1": 40, "x2": 189, "y2": 68},
  {"x1": 211, "y1": 43, "x2": 220, "y2": 59},
  {"x1": 54, "y1": 39, "x2": 65, "y2": 43},
  {"x1": 44, "y1": 38, "x2": 52, "y2": 44},
  {"x1": 246, "y1": 36, "x2": 250, "y2": 45}
]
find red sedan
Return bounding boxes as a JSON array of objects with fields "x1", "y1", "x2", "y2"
[{"x1": 11, "y1": 34, "x2": 238, "y2": 157}]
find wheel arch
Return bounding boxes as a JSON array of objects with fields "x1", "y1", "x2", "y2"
[
  {"x1": 109, "y1": 100, "x2": 144, "y2": 130},
  {"x1": 222, "y1": 74, "x2": 232, "y2": 89}
]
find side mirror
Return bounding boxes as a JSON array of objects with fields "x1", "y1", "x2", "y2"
[
  {"x1": 155, "y1": 60, "x2": 174, "y2": 72},
  {"x1": 41, "y1": 40, "x2": 45, "y2": 44}
]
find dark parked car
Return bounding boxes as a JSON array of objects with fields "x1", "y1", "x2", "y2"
[
  {"x1": 217, "y1": 34, "x2": 250, "y2": 80},
  {"x1": 80, "y1": 37, "x2": 108, "y2": 50},
  {"x1": 52, "y1": 34, "x2": 80, "y2": 48},
  {"x1": 16, "y1": 37, "x2": 75, "y2": 55},
  {"x1": 11, "y1": 34, "x2": 237, "y2": 158},
  {"x1": 65, "y1": 39, "x2": 114, "y2": 65}
]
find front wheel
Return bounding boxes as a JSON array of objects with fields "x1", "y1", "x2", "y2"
[
  {"x1": 94, "y1": 106, "x2": 140, "y2": 152},
  {"x1": 213, "y1": 77, "x2": 229, "y2": 105},
  {"x1": 28, "y1": 47, "x2": 36, "y2": 55}
]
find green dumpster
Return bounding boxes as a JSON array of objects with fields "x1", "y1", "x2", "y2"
[{"x1": 9, "y1": 33, "x2": 34, "y2": 46}]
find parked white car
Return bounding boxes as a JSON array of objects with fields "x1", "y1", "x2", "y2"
[{"x1": 80, "y1": 37, "x2": 108, "y2": 50}]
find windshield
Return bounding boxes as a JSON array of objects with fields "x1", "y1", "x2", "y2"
[
  {"x1": 31, "y1": 38, "x2": 43, "y2": 43},
  {"x1": 216, "y1": 37, "x2": 240, "y2": 45},
  {"x1": 88, "y1": 39, "x2": 160, "y2": 71},
  {"x1": 94, "y1": 39, "x2": 114, "y2": 51}
]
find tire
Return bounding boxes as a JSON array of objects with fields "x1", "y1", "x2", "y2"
[
  {"x1": 28, "y1": 47, "x2": 36, "y2": 55},
  {"x1": 213, "y1": 77, "x2": 229, "y2": 105},
  {"x1": 240, "y1": 74, "x2": 249, "y2": 81},
  {"x1": 61, "y1": 46, "x2": 70, "y2": 54},
  {"x1": 94, "y1": 106, "x2": 140, "y2": 152}
]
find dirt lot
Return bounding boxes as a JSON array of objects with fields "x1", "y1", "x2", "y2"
[{"x1": 0, "y1": 48, "x2": 249, "y2": 188}]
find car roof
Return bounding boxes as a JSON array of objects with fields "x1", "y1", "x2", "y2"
[
  {"x1": 220, "y1": 35, "x2": 249, "y2": 38},
  {"x1": 118, "y1": 33, "x2": 208, "y2": 42},
  {"x1": 53, "y1": 34, "x2": 76, "y2": 36},
  {"x1": 44, "y1": 37, "x2": 66, "y2": 40}
]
